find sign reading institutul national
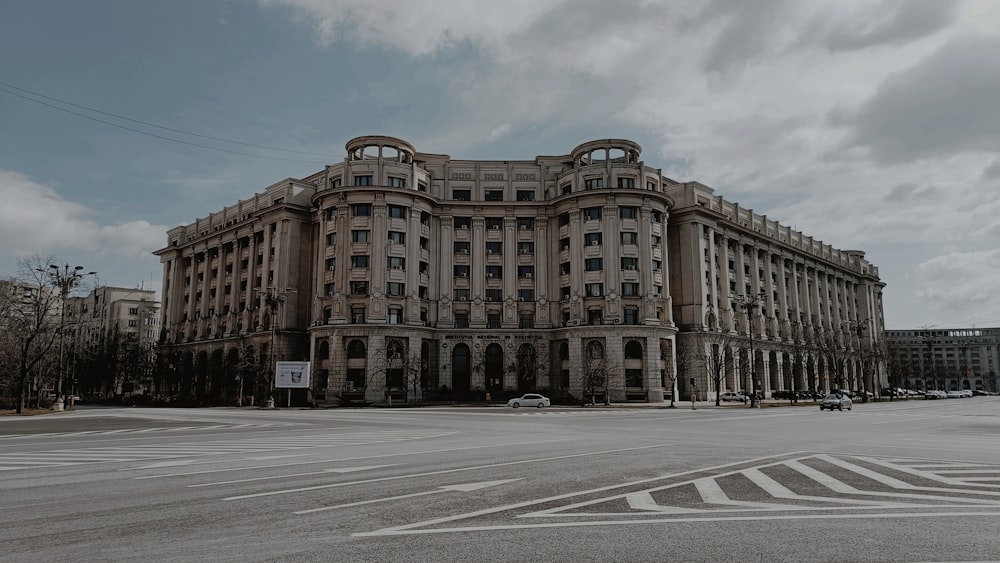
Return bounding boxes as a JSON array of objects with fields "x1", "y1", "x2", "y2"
[{"x1": 275, "y1": 361, "x2": 311, "y2": 389}]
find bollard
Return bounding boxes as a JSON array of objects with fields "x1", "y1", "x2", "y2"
[{"x1": 266, "y1": 396, "x2": 275, "y2": 409}]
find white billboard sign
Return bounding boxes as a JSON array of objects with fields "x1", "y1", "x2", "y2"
[{"x1": 275, "y1": 361, "x2": 311, "y2": 389}]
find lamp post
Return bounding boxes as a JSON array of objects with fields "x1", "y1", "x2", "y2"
[
  {"x1": 732, "y1": 290, "x2": 766, "y2": 408},
  {"x1": 37, "y1": 264, "x2": 95, "y2": 410},
  {"x1": 844, "y1": 318, "x2": 870, "y2": 401},
  {"x1": 919, "y1": 326, "x2": 937, "y2": 393},
  {"x1": 255, "y1": 287, "x2": 294, "y2": 405}
]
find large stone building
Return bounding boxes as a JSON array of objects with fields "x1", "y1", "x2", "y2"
[
  {"x1": 885, "y1": 328, "x2": 1000, "y2": 393},
  {"x1": 154, "y1": 135, "x2": 886, "y2": 405}
]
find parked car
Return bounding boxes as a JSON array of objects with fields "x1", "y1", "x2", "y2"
[
  {"x1": 507, "y1": 394, "x2": 550, "y2": 408},
  {"x1": 820, "y1": 392, "x2": 853, "y2": 411},
  {"x1": 946, "y1": 390, "x2": 963, "y2": 399},
  {"x1": 924, "y1": 390, "x2": 947, "y2": 400},
  {"x1": 719, "y1": 391, "x2": 747, "y2": 403}
]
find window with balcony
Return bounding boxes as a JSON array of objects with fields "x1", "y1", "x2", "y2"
[
  {"x1": 622, "y1": 282, "x2": 639, "y2": 296},
  {"x1": 487, "y1": 313, "x2": 501, "y2": 329},
  {"x1": 517, "y1": 218, "x2": 534, "y2": 230},
  {"x1": 518, "y1": 242, "x2": 534, "y2": 254},
  {"x1": 350, "y1": 281, "x2": 369, "y2": 295},
  {"x1": 455, "y1": 216, "x2": 471, "y2": 229},
  {"x1": 454, "y1": 241, "x2": 470, "y2": 254},
  {"x1": 486, "y1": 218, "x2": 503, "y2": 230},
  {"x1": 621, "y1": 257, "x2": 638, "y2": 271},
  {"x1": 388, "y1": 177, "x2": 406, "y2": 188},
  {"x1": 388, "y1": 231, "x2": 405, "y2": 244},
  {"x1": 516, "y1": 190, "x2": 535, "y2": 201},
  {"x1": 585, "y1": 258, "x2": 603, "y2": 272},
  {"x1": 388, "y1": 205, "x2": 406, "y2": 218},
  {"x1": 585, "y1": 233, "x2": 602, "y2": 246},
  {"x1": 519, "y1": 314, "x2": 535, "y2": 329},
  {"x1": 388, "y1": 307, "x2": 402, "y2": 324},
  {"x1": 455, "y1": 289, "x2": 470, "y2": 301},
  {"x1": 326, "y1": 233, "x2": 336, "y2": 246},
  {"x1": 486, "y1": 289, "x2": 502, "y2": 302},
  {"x1": 586, "y1": 283, "x2": 604, "y2": 297},
  {"x1": 351, "y1": 307, "x2": 366, "y2": 323},
  {"x1": 454, "y1": 265, "x2": 470, "y2": 278},
  {"x1": 518, "y1": 289, "x2": 534, "y2": 302},
  {"x1": 621, "y1": 232, "x2": 637, "y2": 245},
  {"x1": 455, "y1": 313, "x2": 469, "y2": 328},
  {"x1": 352, "y1": 203, "x2": 372, "y2": 216},
  {"x1": 624, "y1": 307, "x2": 639, "y2": 325},
  {"x1": 352, "y1": 230, "x2": 370, "y2": 243},
  {"x1": 351, "y1": 255, "x2": 369, "y2": 268},
  {"x1": 486, "y1": 242, "x2": 503, "y2": 254},
  {"x1": 388, "y1": 256, "x2": 405, "y2": 270},
  {"x1": 518, "y1": 266, "x2": 535, "y2": 278},
  {"x1": 620, "y1": 206, "x2": 637, "y2": 219},
  {"x1": 386, "y1": 282, "x2": 405, "y2": 296},
  {"x1": 486, "y1": 266, "x2": 502, "y2": 279},
  {"x1": 354, "y1": 175, "x2": 373, "y2": 186}
]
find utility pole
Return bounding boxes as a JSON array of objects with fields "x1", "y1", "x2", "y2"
[
  {"x1": 732, "y1": 290, "x2": 766, "y2": 408},
  {"x1": 37, "y1": 263, "x2": 95, "y2": 411},
  {"x1": 844, "y1": 318, "x2": 870, "y2": 401}
]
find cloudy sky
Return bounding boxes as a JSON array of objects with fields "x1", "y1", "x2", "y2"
[{"x1": 2, "y1": 0, "x2": 999, "y2": 329}]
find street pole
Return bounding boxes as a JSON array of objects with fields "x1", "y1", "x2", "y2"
[
  {"x1": 38, "y1": 263, "x2": 95, "y2": 411},
  {"x1": 732, "y1": 291, "x2": 766, "y2": 408}
]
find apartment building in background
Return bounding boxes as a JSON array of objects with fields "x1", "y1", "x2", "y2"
[
  {"x1": 885, "y1": 328, "x2": 1000, "y2": 393},
  {"x1": 154, "y1": 135, "x2": 886, "y2": 405}
]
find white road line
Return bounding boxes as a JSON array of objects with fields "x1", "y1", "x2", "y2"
[
  {"x1": 188, "y1": 464, "x2": 399, "y2": 487},
  {"x1": 223, "y1": 444, "x2": 673, "y2": 501},
  {"x1": 294, "y1": 479, "x2": 523, "y2": 515}
]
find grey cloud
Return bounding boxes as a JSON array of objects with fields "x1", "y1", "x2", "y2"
[
  {"x1": 882, "y1": 182, "x2": 938, "y2": 202},
  {"x1": 841, "y1": 34, "x2": 1000, "y2": 163},
  {"x1": 983, "y1": 158, "x2": 1000, "y2": 181},
  {"x1": 691, "y1": 0, "x2": 795, "y2": 73},
  {"x1": 819, "y1": 0, "x2": 957, "y2": 52}
]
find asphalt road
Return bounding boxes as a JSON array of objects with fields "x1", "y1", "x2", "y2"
[{"x1": 2, "y1": 398, "x2": 1000, "y2": 562}]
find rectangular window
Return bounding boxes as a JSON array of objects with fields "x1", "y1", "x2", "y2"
[
  {"x1": 624, "y1": 307, "x2": 639, "y2": 325},
  {"x1": 331, "y1": 178, "x2": 343, "y2": 188},
  {"x1": 486, "y1": 218, "x2": 503, "y2": 230},
  {"x1": 351, "y1": 255, "x2": 370, "y2": 268},
  {"x1": 518, "y1": 289, "x2": 534, "y2": 302},
  {"x1": 325, "y1": 208, "x2": 337, "y2": 220},
  {"x1": 388, "y1": 256, "x2": 405, "y2": 269},
  {"x1": 622, "y1": 283, "x2": 640, "y2": 296},
  {"x1": 485, "y1": 190, "x2": 504, "y2": 201},
  {"x1": 585, "y1": 258, "x2": 603, "y2": 272},
  {"x1": 350, "y1": 281, "x2": 369, "y2": 295},
  {"x1": 352, "y1": 204, "x2": 372, "y2": 216},
  {"x1": 388, "y1": 231, "x2": 405, "y2": 244},
  {"x1": 128, "y1": 319, "x2": 138, "y2": 327},
  {"x1": 588, "y1": 309, "x2": 604, "y2": 325},
  {"x1": 518, "y1": 266, "x2": 535, "y2": 278},
  {"x1": 129, "y1": 307, "x2": 139, "y2": 315},
  {"x1": 388, "y1": 177, "x2": 406, "y2": 188},
  {"x1": 620, "y1": 207, "x2": 637, "y2": 219},
  {"x1": 486, "y1": 242, "x2": 503, "y2": 254},
  {"x1": 516, "y1": 190, "x2": 535, "y2": 201},
  {"x1": 455, "y1": 313, "x2": 469, "y2": 328},
  {"x1": 625, "y1": 368, "x2": 643, "y2": 386},
  {"x1": 519, "y1": 314, "x2": 534, "y2": 329},
  {"x1": 351, "y1": 307, "x2": 366, "y2": 323},
  {"x1": 453, "y1": 189, "x2": 471, "y2": 201},
  {"x1": 584, "y1": 207, "x2": 602, "y2": 221},
  {"x1": 559, "y1": 262, "x2": 570, "y2": 275},
  {"x1": 455, "y1": 289, "x2": 470, "y2": 301},
  {"x1": 326, "y1": 258, "x2": 336, "y2": 271},
  {"x1": 454, "y1": 241, "x2": 470, "y2": 254},
  {"x1": 518, "y1": 242, "x2": 534, "y2": 254},
  {"x1": 388, "y1": 205, "x2": 406, "y2": 219},
  {"x1": 486, "y1": 266, "x2": 502, "y2": 278},
  {"x1": 587, "y1": 283, "x2": 604, "y2": 297},
  {"x1": 388, "y1": 308, "x2": 402, "y2": 324},
  {"x1": 326, "y1": 233, "x2": 337, "y2": 246},
  {"x1": 585, "y1": 233, "x2": 602, "y2": 246},
  {"x1": 561, "y1": 286, "x2": 571, "y2": 299},
  {"x1": 354, "y1": 175, "x2": 373, "y2": 186},
  {"x1": 352, "y1": 230, "x2": 370, "y2": 243},
  {"x1": 487, "y1": 313, "x2": 501, "y2": 329},
  {"x1": 621, "y1": 232, "x2": 637, "y2": 245},
  {"x1": 324, "y1": 282, "x2": 336, "y2": 296},
  {"x1": 486, "y1": 289, "x2": 502, "y2": 302},
  {"x1": 455, "y1": 217, "x2": 471, "y2": 229},
  {"x1": 561, "y1": 184, "x2": 572, "y2": 195},
  {"x1": 517, "y1": 218, "x2": 534, "y2": 230},
  {"x1": 621, "y1": 257, "x2": 638, "y2": 271},
  {"x1": 454, "y1": 265, "x2": 470, "y2": 277},
  {"x1": 584, "y1": 178, "x2": 603, "y2": 190},
  {"x1": 386, "y1": 282, "x2": 405, "y2": 296},
  {"x1": 617, "y1": 177, "x2": 635, "y2": 189}
]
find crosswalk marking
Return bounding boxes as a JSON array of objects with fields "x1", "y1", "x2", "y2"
[{"x1": 0, "y1": 430, "x2": 457, "y2": 471}]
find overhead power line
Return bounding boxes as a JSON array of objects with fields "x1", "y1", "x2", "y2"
[{"x1": 0, "y1": 81, "x2": 339, "y2": 165}]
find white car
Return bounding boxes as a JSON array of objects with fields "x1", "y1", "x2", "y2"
[
  {"x1": 719, "y1": 391, "x2": 747, "y2": 403},
  {"x1": 507, "y1": 394, "x2": 550, "y2": 408}
]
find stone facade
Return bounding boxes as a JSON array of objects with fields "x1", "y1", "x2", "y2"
[
  {"x1": 885, "y1": 328, "x2": 1000, "y2": 393},
  {"x1": 154, "y1": 135, "x2": 885, "y2": 404}
]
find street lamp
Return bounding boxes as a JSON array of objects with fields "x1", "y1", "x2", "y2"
[
  {"x1": 732, "y1": 290, "x2": 766, "y2": 408},
  {"x1": 255, "y1": 287, "x2": 295, "y2": 404},
  {"x1": 844, "y1": 318, "x2": 870, "y2": 401},
  {"x1": 37, "y1": 263, "x2": 95, "y2": 410}
]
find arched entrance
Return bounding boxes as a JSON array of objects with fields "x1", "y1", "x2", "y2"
[
  {"x1": 485, "y1": 344, "x2": 504, "y2": 394},
  {"x1": 451, "y1": 344, "x2": 471, "y2": 392}
]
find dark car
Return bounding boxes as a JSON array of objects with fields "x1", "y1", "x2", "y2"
[{"x1": 819, "y1": 393, "x2": 853, "y2": 411}]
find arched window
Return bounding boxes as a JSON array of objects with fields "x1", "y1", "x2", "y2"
[
  {"x1": 485, "y1": 344, "x2": 504, "y2": 391},
  {"x1": 559, "y1": 342, "x2": 569, "y2": 361},
  {"x1": 625, "y1": 341, "x2": 643, "y2": 359},
  {"x1": 347, "y1": 340, "x2": 366, "y2": 359},
  {"x1": 318, "y1": 340, "x2": 330, "y2": 360},
  {"x1": 452, "y1": 344, "x2": 471, "y2": 392},
  {"x1": 587, "y1": 341, "x2": 604, "y2": 360}
]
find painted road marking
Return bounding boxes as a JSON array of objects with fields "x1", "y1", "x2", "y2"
[{"x1": 294, "y1": 479, "x2": 523, "y2": 515}]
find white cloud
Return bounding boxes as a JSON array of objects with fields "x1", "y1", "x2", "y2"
[
  {"x1": 487, "y1": 123, "x2": 512, "y2": 142},
  {"x1": 915, "y1": 250, "x2": 1000, "y2": 326}
]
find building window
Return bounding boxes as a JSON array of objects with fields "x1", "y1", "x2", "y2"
[
  {"x1": 355, "y1": 175, "x2": 373, "y2": 186},
  {"x1": 388, "y1": 231, "x2": 405, "y2": 244},
  {"x1": 455, "y1": 313, "x2": 469, "y2": 328},
  {"x1": 486, "y1": 242, "x2": 503, "y2": 254},
  {"x1": 454, "y1": 241, "x2": 470, "y2": 254},
  {"x1": 625, "y1": 369, "x2": 643, "y2": 387},
  {"x1": 652, "y1": 210, "x2": 662, "y2": 222},
  {"x1": 486, "y1": 266, "x2": 502, "y2": 278},
  {"x1": 519, "y1": 314, "x2": 534, "y2": 329},
  {"x1": 388, "y1": 205, "x2": 406, "y2": 218},
  {"x1": 518, "y1": 266, "x2": 535, "y2": 278},
  {"x1": 624, "y1": 307, "x2": 639, "y2": 325},
  {"x1": 516, "y1": 190, "x2": 535, "y2": 201},
  {"x1": 518, "y1": 242, "x2": 534, "y2": 254},
  {"x1": 352, "y1": 230, "x2": 370, "y2": 243},
  {"x1": 585, "y1": 233, "x2": 602, "y2": 246},
  {"x1": 453, "y1": 189, "x2": 471, "y2": 201},
  {"x1": 418, "y1": 182, "x2": 427, "y2": 192},
  {"x1": 128, "y1": 319, "x2": 138, "y2": 327},
  {"x1": 388, "y1": 307, "x2": 402, "y2": 324},
  {"x1": 621, "y1": 232, "x2": 637, "y2": 245},
  {"x1": 583, "y1": 207, "x2": 602, "y2": 221},
  {"x1": 622, "y1": 283, "x2": 639, "y2": 296},
  {"x1": 518, "y1": 289, "x2": 534, "y2": 302},
  {"x1": 560, "y1": 262, "x2": 570, "y2": 275},
  {"x1": 617, "y1": 177, "x2": 635, "y2": 189},
  {"x1": 584, "y1": 177, "x2": 604, "y2": 190},
  {"x1": 352, "y1": 204, "x2": 372, "y2": 216},
  {"x1": 621, "y1": 257, "x2": 638, "y2": 271},
  {"x1": 388, "y1": 256, "x2": 405, "y2": 269},
  {"x1": 326, "y1": 233, "x2": 337, "y2": 246},
  {"x1": 585, "y1": 258, "x2": 603, "y2": 272},
  {"x1": 487, "y1": 313, "x2": 501, "y2": 329},
  {"x1": 388, "y1": 177, "x2": 406, "y2": 188},
  {"x1": 351, "y1": 255, "x2": 369, "y2": 268},
  {"x1": 561, "y1": 286, "x2": 571, "y2": 300},
  {"x1": 325, "y1": 208, "x2": 337, "y2": 221},
  {"x1": 350, "y1": 281, "x2": 369, "y2": 295},
  {"x1": 486, "y1": 289, "x2": 502, "y2": 302},
  {"x1": 646, "y1": 180, "x2": 656, "y2": 190},
  {"x1": 455, "y1": 289, "x2": 470, "y2": 301},
  {"x1": 326, "y1": 258, "x2": 336, "y2": 271},
  {"x1": 651, "y1": 235, "x2": 661, "y2": 246},
  {"x1": 517, "y1": 218, "x2": 534, "y2": 230},
  {"x1": 485, "y1": 190, "x2": 504, "y2": 201},
  {"x1": 588, "y1": 309, "x2": 604, "y2": 325},
  {"x1": 454, "y1": 265, "x2": 470, "y2": 278},
  {"x1": 559, "y1": 213, "x2": 570, "y2": 226},
  {"x1": 620, "y1": 207, "x2": 637, "y2": 219},
  {"x1": 331, "y1": 178, "x2": 342, "y2": 188},
  {"x1": 346, "y1": 306, "x2": 366, "y2": 325},
  {"x1": 587, "y1": 283, "x2": 604, "y2": 297},
  {"x1": 455, "y1": 217, "x2": 471, "y2": 229},
  {"x1": 486, "y1": 218, "x2": 503, "y2": 230},
  {"x1": 386, "y1": 282, "x2": 405, "y2": 296},
  {"x1": 324, "y1": 282, "x2": 336, "y2": 296},
  {"x1": 561, "y1": 184, "x2": 572, "y2": 195}
]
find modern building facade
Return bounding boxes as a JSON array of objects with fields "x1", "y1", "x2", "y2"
[
  {"x1": 885, "y1": 328, "x2": 1000, "y2": 393},
  {"x1": 154, "y1": 135, "x2": 886, "y2": 405}
]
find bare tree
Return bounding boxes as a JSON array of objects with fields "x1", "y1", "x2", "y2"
[
  {"x1": 664, "y1": 339, "x2": 686, "y2": 408},
  {"x1": 700, "y1": 328, "x2": 738, "y2": 406},
  {"x1": 815, "y1": 329, "x2": 852, "y2": 391}
]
